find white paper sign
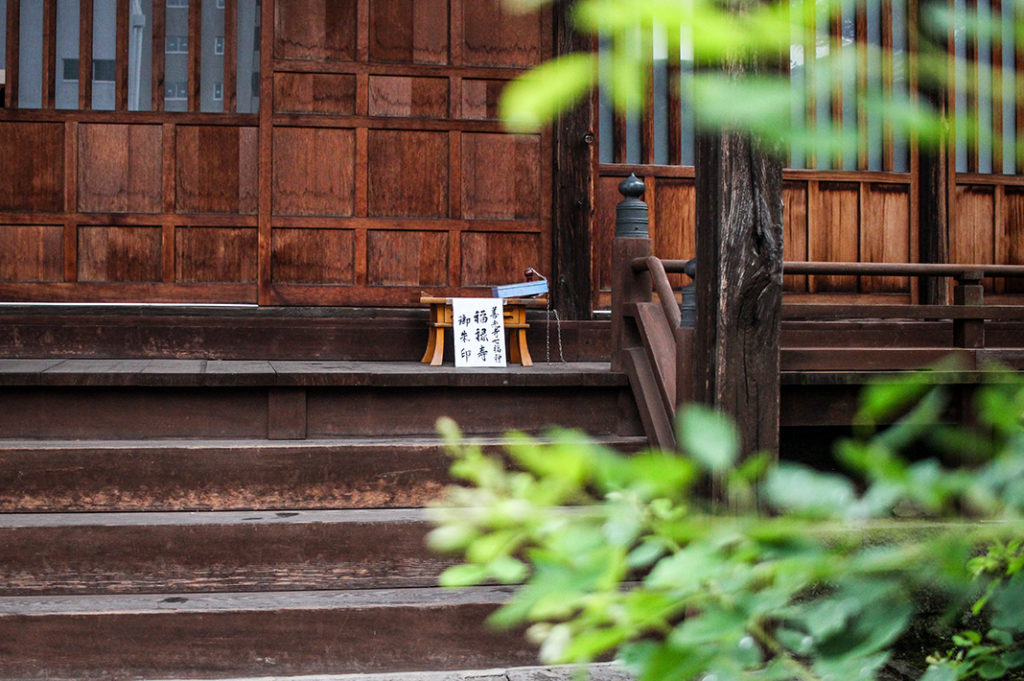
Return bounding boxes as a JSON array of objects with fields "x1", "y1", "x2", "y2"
[{"x1": 452, "y1": 298, "x2": 506, "y2": 368}]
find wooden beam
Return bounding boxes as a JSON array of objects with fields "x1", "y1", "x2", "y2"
[
  {"x1": 151, "y1": 0, "x2": 164, "y2": 111},
  {"x1": 552, "y1": 0, "x2": 594, "y2": 320},
  {"x1": 6, "y1": 0, "x2": 20, "y2": 108},
  {"x1": 42, "y1": 0, "x2": 56, "y2": 109},
  {"x1": 116, "y1": 0, "x2": 128, "y2": 110},
  {"x1": 695, "y1": 66, "x2": 784, "y2": 454},
  {"x1": 224, "y1": 0, "x2": 237, "y2": 113},
  {"x1": 187, "y1": 0, "x2": 200, "y2": 111},
  {"x1": 79, "y1": 0, "x2": 93, "y2": 110}
]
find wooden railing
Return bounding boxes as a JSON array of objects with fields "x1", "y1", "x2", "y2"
[{"x1": 611, "y1": 174, "x2": 1024, "y2": 448}]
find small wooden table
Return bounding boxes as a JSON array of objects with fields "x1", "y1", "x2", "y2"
[{"x1": 420, "y1": 295, "x2": 546, "y2": 367}]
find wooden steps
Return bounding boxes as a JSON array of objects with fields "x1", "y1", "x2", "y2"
[
  {"x1": 0, "y1": 353, "x2": 642, "y2": 679},
  {"x1": 0, "y1": 587, "x2": 535, "y2": 680}
]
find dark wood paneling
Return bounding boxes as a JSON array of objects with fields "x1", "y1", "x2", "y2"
[
  {"x1": 368, "y1": 0, "x2": 448, "y2": 65},
  {"x1": 274, "y1": 0, "x2": 358, "y2": 61},
  {"x1": 0, "y1": 122, "x2": 64, "y2": 211},
  {"x1": 462, "y1": 0, "x2": 540, "y2": 67},
  {"x1": 77, "y1": 226, "x2": 163, "y2": 282},
  {"x1": 860, "y1": 183, "x2": 910, "y2": 292},
  {"x1": 78, "y1": 124, "x2": 162, "y2": 213},
  {"x1": 271, "y1": 228, "x2": 354, "y2": 284},
  {"x1": 176, "y1": 126, "x2": 258, "y2": 214},
  {"x1": 272, "y1": 127, "x2": 356, "y2": 216},
  {"x1": 0, "y1": 225, "x2": 64, "y2": 282},
  {"x1": 459, "y1": 232, "x2": 539, "y2": 287},
  {"x1": 1002, "y1": 188, "x2": 1024, "y2": 293},
  {"x1": 953, "y1": 185, "x2": 995, "y2": 289},
  {"x1": 461, "y1": 79, "x2": 504, "y2": 120},
  {"x1": 461, "y1": 133, "x2": 539, "y2": 220},
  {"x1": 652, "y1": 179, "x2": 696, "y2": 288},
  {"x1": 783, "y1": 181, "x2": 809, "y2": 292},
  {"x1": 808, "y1": 182, "x2": 860, "y2": 291},
  {"x1": 274, "y1": 73, "x2": 357, "y2": 115},
  {"x1": 367, "y1": 76, "x2": 448, "y2": 118},
  {"x1": 366, "y1": 230, "x2": 448, "y2": 286},
  {"x1": 367, "y1": 130, "x2": 448, "y2": 217},
  {"x1": 175, "y1": 227, "x2": 258, "y2": 284}
]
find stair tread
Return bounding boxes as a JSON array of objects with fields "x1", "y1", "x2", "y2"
[
  {"x1": 0, "y1": 585, "x2": 515, "y2": 616},
  {"x1": 0, "y1": 508, "x2": 432, "y2": 528},
  {"x1": 0, "y1": 359, "x2": 626, "y2": 388},
  {"x1": 0, "y1": 434, "x2": 649, "y2": 450},
  {"x1": 139, "y1": 662, "x2": 633, "y2": 681}
]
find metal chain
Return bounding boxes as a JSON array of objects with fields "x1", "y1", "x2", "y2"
[{"x1": 545, "y1": 297, "x2": 565, "y2": 364}]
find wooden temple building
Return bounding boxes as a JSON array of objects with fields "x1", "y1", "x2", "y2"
[{"x1": 0, "y1": 0, "x2": 1023, "y2": 678}]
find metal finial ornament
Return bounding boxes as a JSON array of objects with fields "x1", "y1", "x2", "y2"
[{"x1": 615, "y1": 174, "x2": 649, "y2": 238}]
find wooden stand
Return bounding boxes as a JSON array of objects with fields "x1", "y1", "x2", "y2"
[{"x1": 420, "y1": 295, "x2": 545, "y2": 367}]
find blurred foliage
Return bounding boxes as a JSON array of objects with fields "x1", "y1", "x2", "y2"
[
  {"x1": 429, "y1": 371, "x2": 1024, "y2": 680},
  {"x1": 498, "y1": 0, "x2": 1011, "y2": 159}
]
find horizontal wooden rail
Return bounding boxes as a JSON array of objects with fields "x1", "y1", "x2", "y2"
[
  {"x1": 631, "y1": 256, "x2": 681, "y2": 329},
  {"x1": 781, "y1": 261, "x2": 1024, "y2": 280}
]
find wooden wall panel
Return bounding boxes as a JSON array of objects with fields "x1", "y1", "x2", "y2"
[
  {"x1": 367, "y1": 130, "x2": 448, "y2": 217},
  {"x1": 0, "y1": 122, "x2": 64, "y2": 212},
  {"x1": 366, "y1": 230, "x2": 448, "y2": 286},
  {"x1": 77, "y1": 226, "x2": 162, "y2": 282},
  {"x1": 652, "y1": 179, "x2": 695, "y2": 287},
  {"x1": 274, "y1": 73, "x2": 357, "y2": 115},
  {"x1": 175, "y1": 227, "x2": 258, "y2": 283},
  {"x1": 78, "y1": 124, "x2": 162, "y2": 214},
  {"x1": 461, "y1": 133, "x2": 539, "y2": 220},
  {"x1": 272, "y1": 127, "x2": 356, "y2": 216},
  {"x1": 176, "y1": 126, "x2": 259, "y2": 214},
  {"x1": 592, "y1": 175, "x2": 621, "y2": 299},
  {"x1": 369, "y1": 0, "x2": 448, "y2": 65},
  {"x1": 860, "y1": 183, "x2": 910, "y2": 292},
  {"x1": 461, "y1": 80, "x2": 504, "y2": 120},
  {"x1": 0, "y1": 225, "x2": 64, "y2": 281},
  {"x1": 782, "y1": 182, "x2": 809, "y2": 292},
  {"x1": 368, "y1": 76, "x2": 448, "y2": 118},
  {"x1": 952, "y1": 185, "x2": 995, "y2": 269},
  {"x1": 274, "y1": 0, "x2": 357, "y2": 61},
  {"x1": 1001, "y1": 189, "x2": 1024, "y2": 293},
  {"x1": 808, "y1": 182, "x2": 860, "y2": 292},
  {"x1": 462, "y1": 0, "x2": 540, "y2": 67},
  {"x1": 460, "y1": 232, "x2": 540, "y2": 286},
  {"x1": 271, "y1": 228, "x2": 354, "y2": 284}
]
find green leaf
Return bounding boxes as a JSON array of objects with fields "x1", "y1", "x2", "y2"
[
  {"x1": 977, "y1": 658, "x2": 1009, "y2": 679},
  {"x1": 677, "y1": 405, "x2": 739, "y2": 473},
  {"x1": 438, "y1": 563, "x2": 489, "y2": 587},
  {"x1": 920, "y1": 663, "x2": 959, "y2": 681},
  {"x1": 499, "y1": 53, "x2": 595, "y2": 133},
  {"x1": 763, "y1": 463, "x2": 856, "y2": 518}
]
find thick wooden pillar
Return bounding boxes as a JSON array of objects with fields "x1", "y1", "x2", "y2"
[
  {"x1": 552, "y1": 0, "x2": 595, "y2": 319},
  {"x1": 916, "y1": 0, "x2": 952, "y2": 305},
  {"x1": 694, "y1": 126, "x2": 784, "y2": 455}
]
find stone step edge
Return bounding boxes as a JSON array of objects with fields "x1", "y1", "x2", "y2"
[{"x1": 140, "y1": 662, "x2": 633, "y2": 681}]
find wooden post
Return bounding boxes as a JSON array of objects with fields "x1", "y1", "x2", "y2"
[
  {"x1": 953, "y1": 271, "x2": 985, "y2": 348},
  {"x1": 552, "y1": 0, "x2": 595, "y2": 320},
  {"x1": 916, "y1": 0, "x2": 952, "y2": 305},
  {"x1": 694, "y1": 124, "x2": 784, "y2": 456},
  {"x1": 611, "y1": 174, "x2": 652, "y2": 372}
]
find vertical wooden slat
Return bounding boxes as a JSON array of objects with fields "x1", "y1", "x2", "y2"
[
  {"x1": 151, "y1": 0, "x2": 164, "y2": 111},
  {"x1": 42, "y1": 0, "x2": 56, "y2": 108},
  {"x1": 613, "y1": 112, "x2": 627, "y2": 163},
  {"x1": 450, "y1": 0, "x2": 462, "y2": 65},
  {"x1": 882, "y1": 0, "x2": 895, "y2": 170},
  {"x1": 966, "y1": 0, "x2": 979, "y2": 172},
  {"x1": 116, "y1": 0, "x2": 127, "y2": 110},
  {"x1": 64, "y1": 120, "x2": 78, "y2": 281},
  {"x1": 162, "y1": 120, "x2": 175, "y2": 284},
  {"x1": 831, "y1": 9, "x2": 844, "y2": 169},
  {"x1": 224, "y1": 0, "x2": 237, "y2": 112},
  {"x1": 641, "y1": 29, "x2": 655, "y2": 164},
  {"x1": 79, "y1": 0, "x2": 93, "y2": 109},
  {"x1": 667, "y1": 43, "x2": 681, "y2": 166},
  {"x1": 991, "y1": 0, "x2": 1003, "y2": 172},
  {"x1": 257, "y1": 0, "x2": 273, "y2": 305},
  {"x1": 187, "y1": 0, "x2": 200, "y2": 111},
  {"x1": 804, "y1": 0, "x2": 817, "y2": 168},
  {"x1": 357, "y1": 0, "x2": 369, "y2": 62},
  {"x1": 1017, "y1": 0, "x2": 1024, "y2": 173},
  {"x1": 857, "y1": 0, "x2": 869, "y2": 170},
  {"x1": 6, "y1": 0, "x2": 20, "y2": 107}
]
